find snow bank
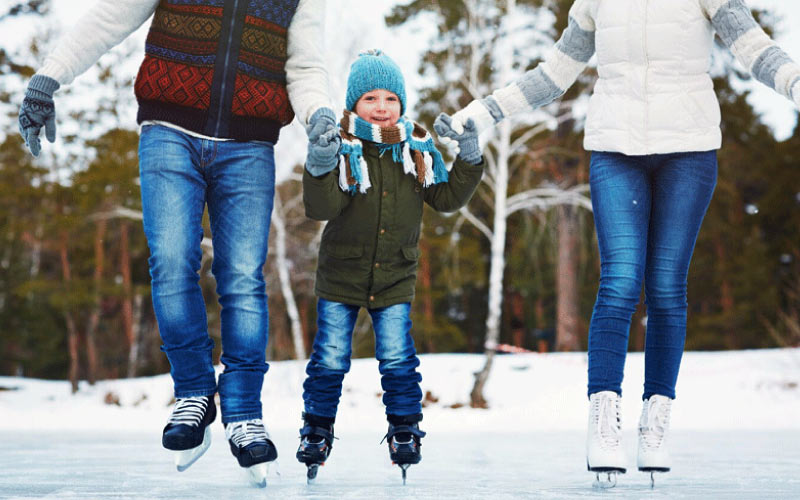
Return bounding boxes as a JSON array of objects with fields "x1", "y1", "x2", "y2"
[{"x1": 1, "y1": 349, "x2": 798, "y2": 433}]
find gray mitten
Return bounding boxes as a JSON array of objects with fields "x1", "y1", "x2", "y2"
[
  {"x1": 305, "y1": 107, "x2": 341, "y2": 177},
  {"x1": 434, "y1": 113, "x2": 482, "y2": 165},
  {"x1": 19, "y1": 75, "x2": 60, "y2": 157}
]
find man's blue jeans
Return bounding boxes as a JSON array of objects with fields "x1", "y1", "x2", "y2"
[
  {"x1": 587, "y1": 150, "x2": 717, "y2": 400},
  {"x1": 302, "y1": 298, "x2": 423, "y2": 419},
  {"x1": 139, "y1": 124, "x2": 275, "y2": 424}
]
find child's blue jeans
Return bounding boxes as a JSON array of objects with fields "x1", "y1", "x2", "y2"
[
  {"x1": 587, "y1": 150, "x2": 717, "y2": 400},
  {"x1": 302, "y1": 298, "x2": 423, "y2": 418},
  {"x1": 139, "y1": 124, "x2": 275, "y2": 424}
]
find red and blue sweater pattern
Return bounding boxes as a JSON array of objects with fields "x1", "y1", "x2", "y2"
[{"x1": 134, "y1": 0, "x2": 301, "y2": 142}]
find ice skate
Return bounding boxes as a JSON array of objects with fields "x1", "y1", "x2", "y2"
[
  {"x1": 225, "y1": 418, "x2": 278, "y2": 488},
  {"x1": 638, "y1": 394, "x2": 673, "y2": 487},
  {"x1": 382, "y1": 417, "x2": 426, "y2": 485},
  {"x1": 586, "y1": 391, "x2": 626, "y2": 488},
  {"x1": 296, "y1": 413, "x2": 335, "y2": 484},
  {"x1": 162, "y1": 395, "x2": 216, "y2": 472}
]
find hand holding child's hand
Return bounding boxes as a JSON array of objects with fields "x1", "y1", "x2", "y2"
[
  {"x1": 306, "y1": 107, "x2": 341, "y2": 177},
  {"x1": 434, "y1": 114, "x2": 482, "y2": 165}
]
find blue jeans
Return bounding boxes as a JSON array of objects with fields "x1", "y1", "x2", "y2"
[
  {"x1": 302, "y1": 298, "x2": 423, "y2": 419},
  {"x1": 587, "y1": 151, "x2": 717, "y2": 400},
  {"x1": 139, "y1": 124, "x2": 275, "y2": 424}
]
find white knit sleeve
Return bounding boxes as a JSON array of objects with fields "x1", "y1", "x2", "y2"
[
  {"x1": 702, "y1": 0, "x2": 800, "y2": 104},
  {"x1": 37, "y1": 0, "x2": 159, "y2": 86},
  {"x1": 286, "y1": 0, "x2": 333, "y2": 126}
]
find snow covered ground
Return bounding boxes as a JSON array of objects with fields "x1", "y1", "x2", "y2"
[{"x1": 1, "y1": 349, "x2": 799, "y2": 498}]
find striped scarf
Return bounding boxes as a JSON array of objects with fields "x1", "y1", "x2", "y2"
[{"x1": 338, "y1": 110, "x2": 448, "y2": 194}]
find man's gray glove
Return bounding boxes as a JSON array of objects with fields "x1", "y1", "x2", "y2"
[
  {"x1": 305, "y1": 107, "x2": 341, "y2": 177},
  {"x1": 19, "y1": 75, "x2": 60, "y2": 157},
  {"x1": 434, "y1": 113, "x2": 482, "y2": 165}
]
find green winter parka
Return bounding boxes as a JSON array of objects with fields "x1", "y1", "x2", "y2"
[{"x1": 303, "y1": 141, "x2": 483, "y2": 309}]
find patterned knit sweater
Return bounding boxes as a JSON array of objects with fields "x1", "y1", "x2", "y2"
[
  {"x1": 468, "y1": 0, "x2": 800, "y2": 155},
  {"x1": 37, "y1": 0, "x2": 330, "y2": 142}
]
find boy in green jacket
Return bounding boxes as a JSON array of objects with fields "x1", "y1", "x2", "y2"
[{"x1": 296, "y1": 50, "x2": 483, "y2": 482}]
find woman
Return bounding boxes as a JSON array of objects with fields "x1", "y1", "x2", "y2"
[{"x1": 434, "y1": 0, "x2": 800, "y2": 483}]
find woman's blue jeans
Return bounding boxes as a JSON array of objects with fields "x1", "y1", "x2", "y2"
[
  {"x1": 139, "y1": 124, "x2": 275, "y2": 424},
  {"x1": 302, "y1": 298, "x2": 423, "y2": 419},
  {"x1": 587, "y1": 150, "x2": 717, "y2": 400}
]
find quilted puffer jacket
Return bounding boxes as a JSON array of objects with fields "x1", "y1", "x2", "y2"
[{"x1": 461, "y1": 0, "x2": 800, "y2": 155}]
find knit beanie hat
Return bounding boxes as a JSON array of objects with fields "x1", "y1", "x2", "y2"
[{"x1": 346, "y1": 49, "x2": 407, "y2": 114}]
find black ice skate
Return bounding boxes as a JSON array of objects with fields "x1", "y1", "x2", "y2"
[
  {"x1": 382, "y1": 414, "x2": 426, "y2": 485},
  {"x1": 295, "y1": 413, "x2": 335, "y2": 483},
  {"x1": 162, "y1": 395, "x2": 216, "y2": 472},
  {"x1": 225, "y1": 419, "x2": 278, "y2": 488}
]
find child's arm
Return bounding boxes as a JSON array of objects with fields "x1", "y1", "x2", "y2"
[
  {"x1": 303, "y1": 166, "x2": 352, "y2": 221},
  {"x1": 436, "y1": 0, "x2": 596, "y2": 137},
  {"x1": 423, "y1": 157, "x2": 484, "y2": 213},
  {"x1": 701, "y1": 0, "x2": 800, "y2": 109}
]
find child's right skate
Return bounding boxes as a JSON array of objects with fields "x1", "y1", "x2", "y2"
[
  {"x1": 383, "y1": 416, "x2": 426, "y2": 485},
  {"x1": 162, "y1": 395, "x2": 216, "y2": 472},
  {"x1": 295, "y1": 413, "x2": 335, "y2": 483},
  {"x1": 586, "y1": 391, "x2": 626, "y2": 488}
]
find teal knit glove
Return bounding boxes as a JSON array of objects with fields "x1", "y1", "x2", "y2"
[
  {"x1": 306, "y1": 107, "x2": 341, "y2": 177},
  {"x1": 19, "y1": 75, "x2": 60, "y2": 157},
  {"x1": 434, "y1": 113, "x2": 482, "y2": 165}
]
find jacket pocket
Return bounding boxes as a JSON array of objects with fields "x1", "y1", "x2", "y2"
[
  {"x1": 327, "y1": 243, "x2": 364, "y2": 259},
  {"x1": 401, "y1": 246, "x2": 420, "y2": 261}
]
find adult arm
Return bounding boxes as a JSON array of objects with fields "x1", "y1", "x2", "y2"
[
  {"x1": 286, "y1": 0, "x2": 334, "y2": 126},
  {"x1": 702, "y1": 0, "x2": 800, "y2": 107},
  {"x1": 37, "y1": 0, "x2": 159, "y2": 85},
  {"x1": 444, "y1": 0, "x2": 597, "y2": 135}
]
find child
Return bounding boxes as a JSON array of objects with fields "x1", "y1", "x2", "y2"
[{"x1": 296, "y1": 50, "x2": 484, "y2": 482}]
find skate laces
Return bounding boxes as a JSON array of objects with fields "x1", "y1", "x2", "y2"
[
  {"x1": 592, "y1": 392, "x2": 622, "y2": 449},
  {"x1": 226, "y1": 418, "x2": 269, "y2": 448},
  {"x1": 168, "y1": 396, "x2": 210, "y2": 427},
  {"x1": 639, "y1": 397, "x2": 671, "y2": 449}
]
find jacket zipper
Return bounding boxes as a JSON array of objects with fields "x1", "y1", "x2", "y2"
[
  {"x1": 214, "y1": 0, "x2": 240, "y2": 137},
  {"x1": 643, "y1": 0, "x2": 649, "y2": 152}
]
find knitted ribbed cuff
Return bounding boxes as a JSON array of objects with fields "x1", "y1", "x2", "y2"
[
  {"x1": 310, "y1": 107, "x2": 337, "y2": 126},
  {"x1": 27, "y1": 74, "x2": 60, "y2": 99}
]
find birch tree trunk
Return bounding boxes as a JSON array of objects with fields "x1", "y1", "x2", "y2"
[{"x1": 271, "y1": 195, "x2": 306, "y2": 360}]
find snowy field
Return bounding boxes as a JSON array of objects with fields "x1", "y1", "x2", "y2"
[{"x1": 1, "y1": 349, "x2": 799, "y2": 498}]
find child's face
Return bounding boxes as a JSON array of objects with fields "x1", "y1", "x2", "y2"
[{"x1": 354, "y1": 89, "x2": 401, "y2": 127}]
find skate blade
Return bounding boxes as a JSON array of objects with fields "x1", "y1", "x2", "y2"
[
  {"x1": 306, "y1": 463, "x2": 321, "y2": 484},
  {"x1": 399, "y1": 464, "x2": 410, "y2": 485},
  {"x1": 247, "y1": 462, "x2": 269, "y2": 488},
  {"x1": 174, "y1": 426, "x2": 212, "y2": 472},
  {"x1": 590, "y1": 470, "x2": 624, "y2": 489},
  {"x1": 639, "y1": 468, "x2": 669, "y2": 488}
]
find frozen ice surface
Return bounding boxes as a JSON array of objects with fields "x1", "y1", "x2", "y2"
[{"x1": 1, "y1": 429, "x2": 798, "y2": 499}]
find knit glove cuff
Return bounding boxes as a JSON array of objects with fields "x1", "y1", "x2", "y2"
[{"x1": 27, "y1": 74, "x2": 60, "y2": 99}]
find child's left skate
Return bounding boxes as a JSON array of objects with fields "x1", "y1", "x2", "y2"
[
  {"x1": 225, "y1": 419, "x2": 278, "y2": 488},
  {"x1": 382, "y1": 417, "x2": 426, "y2": 485}
]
